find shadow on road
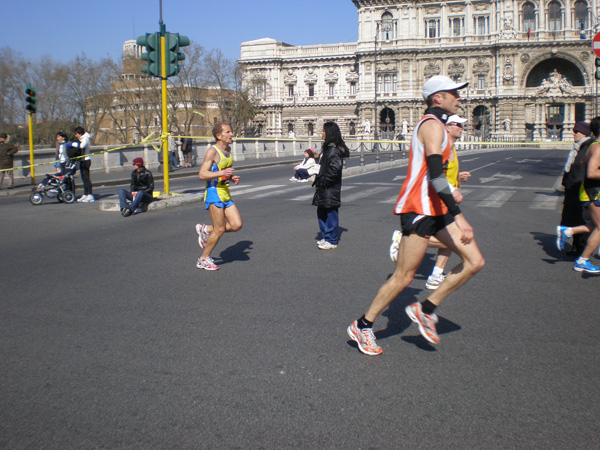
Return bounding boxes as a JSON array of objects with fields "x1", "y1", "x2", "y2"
[
  {"x1": 216, "y1": 240, "x2": 253, "y2": 265},
  {"x1": 346, "y1": 284, "x2": 462, "y2": 352},
  {"x1": 531, "y1": 230, "x2": 571, "y2": 264}
]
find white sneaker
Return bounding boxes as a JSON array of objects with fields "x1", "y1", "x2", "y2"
[
  {"x1": 389, "y1": 230, "x2": 402, "y2": 262},
  {"x1": 317, "y1": 239, "x2": 326, "y2": 246},
  {"x1": 86, "y1": 195, "x2": 95, "y2": 202},
  {"x1": 77, "y1": 195, "x2": 89, "y2": 202},
  {"x1": 318, "y1": 241, "x2": 338, "y2": 250},
  {"x1": 195, "y1": 224, "x2": 210, "y2": 248},
  {"x1": 289, "y1": 177, "x2": 297, "y2": 181},
  {"x1": 425, "y1": 274, "x2": 446, "y2": 290}
]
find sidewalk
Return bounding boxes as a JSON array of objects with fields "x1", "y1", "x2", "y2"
[{"x1": 2, "y1": 151, "x2": 409, "y2": 212}]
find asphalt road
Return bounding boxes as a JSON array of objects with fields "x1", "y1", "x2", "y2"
[{"x1": 1, "y1": 148, "x2": 598, "y2": 449}]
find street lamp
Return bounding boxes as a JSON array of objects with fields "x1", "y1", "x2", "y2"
[
  {"x1": 373, "y1": 18, "x2": 392, "y2": 159},
  {"x1": 374, "y1": 21, "x2": 380, "y2": 150}
]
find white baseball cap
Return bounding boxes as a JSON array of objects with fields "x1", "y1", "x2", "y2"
[
  {"x1": 446, "y1": 114, "x2": 467, "y2": 124},
  {"x1": 422, "y1": 75, "x2": 468, "y2": 100}
]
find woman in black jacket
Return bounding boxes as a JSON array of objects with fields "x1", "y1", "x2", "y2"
[{"x1": 312, "y1": 121, "x2": 350, "y2": 249}]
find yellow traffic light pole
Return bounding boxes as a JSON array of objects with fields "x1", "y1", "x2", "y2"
[
  {"x1": 28, "y1": 112, "x2": 35, "y2": 184},
  {"x1": 160, "y1": 24, "x2": 170, "y2": 195}
]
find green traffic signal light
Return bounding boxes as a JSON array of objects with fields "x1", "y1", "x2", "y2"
[
  {"x1": 25, "y1": 83, "x2": 37, "y2": 114},
  {"x1": 165, "y1": 33, "x2": 190, "y2": 77},
  {"x1": 137, "y1": 32, "x2": 161, "y2": 77}
]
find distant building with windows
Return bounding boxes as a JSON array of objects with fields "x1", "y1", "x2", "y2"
[
  {"x1": 89, "y1": 40, "x2": 231, "y2": 145},
  {"x1": 239, "y1": 0, "x2": 600, "y2": 142}
]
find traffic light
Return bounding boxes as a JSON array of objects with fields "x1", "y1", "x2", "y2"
[
  {"x1": 136, "y1": 32, "x2": 161, "y2": 77},
  {"x1": 595, "y1": 58, "x2": 600, "y2": 80},
  {"x1": 25, "y1": 83, "x2": 37, "y2": 114},
  {"x1": 164, "y1": 32, "x2": 190, "y2": 77}
]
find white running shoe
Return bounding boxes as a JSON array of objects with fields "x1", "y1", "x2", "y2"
[
  {"x1": 425, "y1": 274, "x2": 446, "y2": 290},
  {"x1": 195, "y1": 224, "x2": 210, "y2": 248},
  {"x1": 77, "y1": 195, "x2": 89, "y2": 202},
  {"x1": 347, "y1": 321, "x2": 382, "y2": 356},
  {"x1": 196, "y1": 256, "x2": 219, "y2": 271},
  {"x1": 318, "y1": 241, "x2": 338, "y2": 250},
  {"x1": 389, "y1": 230, "x2": 402, "y2": 262}
]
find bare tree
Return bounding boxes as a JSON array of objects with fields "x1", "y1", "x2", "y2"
[
  {"x1": 165, "y1": 43, "x2": 212, "y2": 137},
  {"x1": 0, "y1": 47, "x2": 29, "y2": 140},
  {"x1": 66, "y1": 54, "x2": 115, "y2": 141},
  {"x1": 203, "y1": 49, "x2": 256, "y2": 135}
]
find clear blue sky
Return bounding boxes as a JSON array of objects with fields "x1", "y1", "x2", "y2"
[{"x1": 1, "y1": 0, "x2": 359, "y2": 63}]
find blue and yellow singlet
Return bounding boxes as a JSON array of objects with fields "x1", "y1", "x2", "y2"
[
  {"x1": 579, "y1": 140, "x2": 600, "y2": 203},
  {"x1": 204, "y1": 145, "x2": 233, "y2": 204}
]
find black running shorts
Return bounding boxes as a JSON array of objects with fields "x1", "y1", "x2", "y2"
[{"x1": 400, "y1": 212, "x2": 454, "y2": 239}]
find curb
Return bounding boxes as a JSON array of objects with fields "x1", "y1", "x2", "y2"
[{"x1": 98, "y1": 158, "x2": 410, "y2": 213}]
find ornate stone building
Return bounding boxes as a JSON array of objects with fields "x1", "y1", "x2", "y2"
[{"x1": 239, "y1": 0, "x2": 600, "y2": 142}]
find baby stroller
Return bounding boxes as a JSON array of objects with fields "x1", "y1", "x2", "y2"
[
  {"x1": 30, "y1": 172, "x2": 76, "y2": 205},
  {"x1": 30, "y1": 146, "x2": 78, "y2": 205}
]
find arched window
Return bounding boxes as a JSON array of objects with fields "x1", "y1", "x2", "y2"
[
  {"x1": 575, "y1": 1, "x2": 589, "y2": 29},
  {"x1": 381, "y1": 12, "x2": 393, "y2": 41},
  {"x1": 523, "y1": 2, "x2": 536, "y2": 32},
  {"x1": 548, "y1": 1, "x2": 562, "y2": 32}
]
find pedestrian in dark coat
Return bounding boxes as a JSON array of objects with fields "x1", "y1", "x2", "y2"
[
  {"x1": 312, "y1": 121, "x2": 350, "y2": 249},
  {"x1": 0, "y1": 133, "x2": 19, "y2": 189},
  {"x1": 560, "y1": 121, "x2": 593, "y2": 255}
]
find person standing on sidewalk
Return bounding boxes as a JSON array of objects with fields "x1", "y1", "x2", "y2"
[
  {"x1": 312, "y1": 122, "x2": 350, "y2": 250},
  {"x1": 0, "y1": 133, "x2": 19, "y2": 189},
  {"x1": 347, "y1": 75, "x2": 485, "y2": 355},
  {"x1": 195, "y1": 123, "x2": 242, "y2": 271},
  {"x1": 72, "y1": 126, "x2": 94, "y2": 202}
]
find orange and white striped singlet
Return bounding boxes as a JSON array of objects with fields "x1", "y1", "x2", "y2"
[{"x1": 393, "y1": 114, "x2": 452, "y2": 217}]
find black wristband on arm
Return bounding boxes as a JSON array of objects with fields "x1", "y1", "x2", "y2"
[{"x1": 427, "y1": 154, "x2": 461, "y2": 216}]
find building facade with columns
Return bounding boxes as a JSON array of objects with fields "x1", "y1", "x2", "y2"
[{"x1": 239, "y1": 0, "x2": 600, "y2": 142}]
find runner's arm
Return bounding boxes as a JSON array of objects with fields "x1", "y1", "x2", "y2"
[
  {"x1": 586, "y1": 144, "x2": 600, "y2": 180},
  {"x1": 198, "y1": 148, "x2": 220, "y2": 180}
]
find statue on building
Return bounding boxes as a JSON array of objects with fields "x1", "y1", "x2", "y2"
[
  {"x1": 500, "y1": 17, "x2": 517, "y2": 40},
  {"x1": 503, "y1": 117, "x2": 512, "y2": 132},
  {"x1": 503, "y1": 59, "x2": 514, "y2": 81},
  {"x1": 402, "y1": 119, "x2": 408, "y2": 136},
  {"x1": 364, "y1": 119, "x2": 371, "y2": 134},
  {"x1": 536, "y1": 69, "x2": 576, "y2": 96}
]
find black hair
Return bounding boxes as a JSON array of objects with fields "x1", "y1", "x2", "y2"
[
  {"x1": 590, "y1": 117, "x2": 600, "y2": 138},
  {"x1": 56, "y1": 131, "x2": 68, "y2": 140},
  {"x1": 74, "y1": 126, "x2": 85, "y2": 135},
  {"x1": 322, "y1": 121, "x2": 350, "y2": 158}
]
